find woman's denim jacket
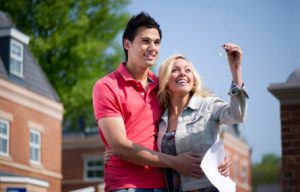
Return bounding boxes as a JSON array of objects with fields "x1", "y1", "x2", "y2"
[{"x1": 157, "y1": 83, "x2": 248, "y2": 191}]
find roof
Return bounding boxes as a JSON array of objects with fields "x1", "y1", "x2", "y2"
[
  {"x1": 0, "y1": 11, "x2": 13, "y2": 27},
  {"x1": 0, "y1": 10, "x2": 60, "y2": 102},
  {"x1": 268, "y1": 67, "x2": 300, "y2": 104},
  {"x1": 287, "y1": 67, "x2": 300, "y2": 83}
]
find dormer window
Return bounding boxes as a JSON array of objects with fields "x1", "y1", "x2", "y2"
[
  {"x1": 10, "y1": 39, "x2": 23, "y2": 77},
  {"x1": 0, "y1": 27, "x2": 29, "y2": 80}
]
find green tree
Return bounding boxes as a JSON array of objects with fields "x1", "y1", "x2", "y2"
[
  {"x1": 252, "y1": 153, "x2": 281, "y2": 191},
  {"x1": 0, "y1": 0, "x2": 130, "y2": 130}
]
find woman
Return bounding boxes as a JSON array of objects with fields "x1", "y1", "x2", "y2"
[{"x1": 156, "y1": 43, "x2": 248, "y2": 192}]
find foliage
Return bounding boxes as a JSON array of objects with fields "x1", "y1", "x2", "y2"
[
  {"x1": 252, "y1": 153, "x2": 281, "y2": 191},
  {"x1": 0, "y1": 0, "x2": 130, "y2": 130}
]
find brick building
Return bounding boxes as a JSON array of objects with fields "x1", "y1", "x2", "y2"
[
  {"x1": 222, "y1": 125, "x2": 252, "y2": 192},
  {"x1": 0, "y1": 11, "x2": 64, "y2": 192},
  {"x1": 62, "y1": 129, "x2": 105, "y2": 192},
  {"x1": 268, "y1": 67, "x2": 300, "y2": 192}
]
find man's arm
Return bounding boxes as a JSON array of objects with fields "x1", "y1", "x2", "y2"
[{"x1": 98, "y1": 116, "x2": 202, "y2": 177}]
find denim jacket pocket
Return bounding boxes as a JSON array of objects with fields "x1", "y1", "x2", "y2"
[{"x1": 186, "y1": 114, "x2": 208, "y2": 134}]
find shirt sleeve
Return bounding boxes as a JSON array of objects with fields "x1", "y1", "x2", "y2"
[
  {"x1": 92, "y1": 79, "x2": 122, "y2": 121},
  {"x1": 228, "y1": 81, "x2": 249, "y2": 99},
  {"x1": 212, "y1": 81, "x2": 249, "y2": 124}
]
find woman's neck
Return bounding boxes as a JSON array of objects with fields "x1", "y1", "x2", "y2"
[{"x1": 169, "y1": 94, "x2": 191, "y2": 117}]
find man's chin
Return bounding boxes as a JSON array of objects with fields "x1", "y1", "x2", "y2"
[{"x1": 145, "y1": 61, "x2": 155, "y2": 66}]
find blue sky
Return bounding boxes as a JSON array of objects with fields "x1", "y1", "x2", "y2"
[{"x1": 125, "y1": 0, "x2": 300, "y2": 163}]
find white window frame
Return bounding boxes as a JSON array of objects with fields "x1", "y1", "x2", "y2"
[
  {"x1": 29, "y1": 129, "x2": 41, "y2": 164},
  {"x1": 241, "y1": 162, "x2": 248, "y2": 184},
  {"x1": 84, "y1": 156, "x2": 103, "y2": 181},
  {"x1": 0, "y1": 118, "x2": 10, "y2": 156},
  {"x1": 10, "y1": 39, "x2": 24, "y2": 77},
  {"x1": 233, "y1": 156, "x2": 239, "y2": 181}
]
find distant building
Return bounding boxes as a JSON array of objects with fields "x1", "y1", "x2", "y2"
[
  {"x1": 0, "y1": 11, "x2": 64, "y2": 192},
  {"x1": 268, "y1": 67, "x2": 300, "y2": 192},
  {"x1": 222, "y1": 124, "x2": 252, "y2": 192},
  {"x1": 62, "y1": 129, "x2": 104, "y2": 192}
]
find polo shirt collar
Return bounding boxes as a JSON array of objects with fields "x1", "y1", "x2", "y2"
[{"x1": 117, "y1": 62, "x2": 158, "y2": 84}]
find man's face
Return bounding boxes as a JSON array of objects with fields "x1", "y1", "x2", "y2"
[{"x1": 125, "y1": 27, "x2": 161, "y2": 68}]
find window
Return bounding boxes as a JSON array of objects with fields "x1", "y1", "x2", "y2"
[
  {"x1": 241, "y1": 164, "x2": 248, "y2": 184},
  {"x1": 233, "y1": 158, "x2": 239, "y2": 180},
  {"x1": 10, "y1": 39, "x2": 24, "y2": 77},
  {"x1": 84, "y1": 156, "x2": 103, "y2": 180},
  {"x1": 30, "y1": 129, "x2": 41, "y2": 163},
  {"x1": 0, "y1": 119, "x2": 9, "y2": 155}
]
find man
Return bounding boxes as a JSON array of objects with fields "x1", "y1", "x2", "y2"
[{"x1": 93, "y1": 12, "x2": 230, "y2": 192}]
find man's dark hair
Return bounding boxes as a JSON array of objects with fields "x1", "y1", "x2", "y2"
[{"x1": 122, "y1": 11, "x2": 162, "y2": 62}]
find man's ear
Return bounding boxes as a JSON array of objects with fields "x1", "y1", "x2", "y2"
[{"x1": 123, "y1": 39, "x2": 130, "y2": 50}]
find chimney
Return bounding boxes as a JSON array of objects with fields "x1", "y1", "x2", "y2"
[{"x1": 268, "y1": 67, "x2": 300, "y2": 192}]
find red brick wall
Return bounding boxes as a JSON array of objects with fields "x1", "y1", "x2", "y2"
[
  {"x1": 280, "y1": 104, "x2": 300, "y2": 192},
  {"x1": 62, "y1": 148, "x2": 86, "y2": 180},
  {"x1": 0, "y1": 97, "x2": 62, "y2": 192},
  {"x1": 62, "y1": 147, "x2": 103, "y2": 192}
]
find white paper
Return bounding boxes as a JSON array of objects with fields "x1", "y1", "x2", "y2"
[{"x1": 200, "y1": 140, "x2": 236, "y2": 192}]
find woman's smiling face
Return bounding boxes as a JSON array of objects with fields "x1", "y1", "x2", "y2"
[{"x1": 168, "y1": 58, "x2": 195, "y2": 96}]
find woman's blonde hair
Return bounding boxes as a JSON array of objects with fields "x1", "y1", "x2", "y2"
[{"x1": 157, "y1": 54, "x2": 212, "y2": 109}]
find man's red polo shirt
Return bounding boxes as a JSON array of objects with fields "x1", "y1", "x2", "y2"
[{"x1": 93, "y1": 63, "x2": 165, "y2": 191}]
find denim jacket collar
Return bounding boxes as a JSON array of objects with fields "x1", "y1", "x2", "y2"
[
  {"x1": 161, "y1": 94, "x2": 205, "y2": 123},
  {"x1": 186, "y1": 95, "x2": 204, "y2": 110}
]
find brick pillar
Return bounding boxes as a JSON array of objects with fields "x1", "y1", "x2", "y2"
[
  {"x1": 281, "y1": 104, "x2": 300, "y2": 191},
  {"x1": 268, "y1": 68, "x2": 300, "y2": 192}
]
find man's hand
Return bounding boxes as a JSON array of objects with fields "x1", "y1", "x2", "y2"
[
  {"x1": 103, "y1": 149, "x2": 113, "y2": 165},
  {"x1": 173, "y1": 152, "x2": 203, "y2": 178}
]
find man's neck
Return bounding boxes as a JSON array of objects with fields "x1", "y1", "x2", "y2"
[{"x1": 125, "y1": 62, "x2": 149, "y2": 82}]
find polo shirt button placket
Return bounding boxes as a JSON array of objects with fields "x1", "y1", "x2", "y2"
[
  {"x1": 141, "y1": 91, "x2": 147, "y2": 100},
  {"x1": 136, "y1": 82, "x2": 146, "y2": 99}
]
